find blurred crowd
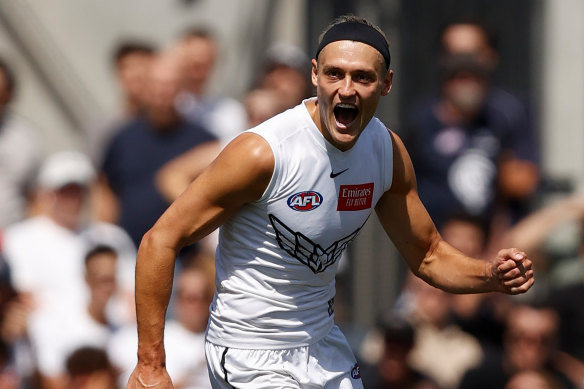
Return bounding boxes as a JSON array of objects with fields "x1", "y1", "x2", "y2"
[
  {"x1": 357, "y1": 20, "x2": 584, "y2": 389},
  {"x1": 0, "y1": 25, "x2": 312, "y2": 389},
  {"x1": 0, "y1": 17, "x2": 583, "y2": 389}
]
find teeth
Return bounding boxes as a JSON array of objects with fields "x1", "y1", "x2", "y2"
[{"x1": 336, "y1": 103, "x2": 357, "y2": 109}]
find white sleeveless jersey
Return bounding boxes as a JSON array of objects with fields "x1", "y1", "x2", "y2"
[{"x1": 206, "y1": 99, "x2": 393, "y2": 349}]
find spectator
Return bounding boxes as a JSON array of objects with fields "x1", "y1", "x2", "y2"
[
  {"x1": 0, "y1": 56, "x2": 42, "y2": 229},
  {"x1": 458, "y1": 303, "x2": 578, "y2": 389},
  {"x1": 394, "y1": 274, "x2": 483, "y2": 389},
  {"x1": 440, "y1": 20, "x2": 540, "y2": 215},
  {"x1": 439, "y1": 19, "x2": 499, "y2": 73},
  {"x1": 439, "y1": 212, "x2": 489, "y2": 259},
  {"x1": 441, "y1": 213, "x2": 512, "y2": 353},
  {"x1": 84, "y1": 40, "x2": 157, "y2": 166},
  {"x1": 254, "y1": 42, "x2": 313, "y2": 110},
  {"x1": 29, "y1": 245, "x2": 120, "y2": 389},
  {"x1": 505, "y1": 192, "x2": 584, "y2": 279},
  {"x1": 244, "y1": 87, "x2": 292, "y2": 129},
  {"x1": 505, "y1": 193, "x2": 584, "y2": 364},
  {"x1": 173, "y1": 27, "x2": 247, "y2": 143},
  {"x1": 108, "y1": 256, "x2": 215, "y2": 389},
  {"x1": 110, "y1": 40, "x2": 158, "y2": 120},
  {"x1": 65, "y1": 346, "x2": 119, "y2": 389},
  {"x1": 403, "y1": 50, "x2": 537, "y2": 238},
  {"x1": 403, "y1": 18, "x2": 540, "y2": 242},
  {"x1": 3, "y1": 151, "x2": 136, "y2": 318},
  {"x1": 0, "y1": 252, "x2": 33, "y2": 388},
  {"x1": 98, "y1": 52, "x2": 219, "y2": 248},
  {"x1": 361, "y1": 317, "x2": 442, "y2": 389}
]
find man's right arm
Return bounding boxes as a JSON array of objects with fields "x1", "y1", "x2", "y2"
[{"x1": 127, "y1": 133, "x2": 274, "y2": 388}]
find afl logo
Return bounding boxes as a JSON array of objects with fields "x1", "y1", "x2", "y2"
[
  {"x1": 287, "y1": 191, "x2": 323, "y2": 211},
  {"x1": 351, "y1": 363, "x2": 361, "y2": 379}
]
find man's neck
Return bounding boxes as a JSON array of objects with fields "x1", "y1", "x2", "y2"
[
  {"x1": 49, "y1": 213, "x2": 80, "y2": 232},
  {"x1": 146, "y1": 112, "x2": 180, "y2": 131}
]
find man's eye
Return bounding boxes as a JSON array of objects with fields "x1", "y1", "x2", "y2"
[
  {"x1": 356, "y1": 73, "x2": 372, "y2": 82},
  {"x1": 326, "y1": 70, "x2": 341, "y2": 78}
]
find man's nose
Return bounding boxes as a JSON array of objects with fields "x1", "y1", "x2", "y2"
[{"x1": 339, "y1": 77, "x2": 356, "y2": 97}]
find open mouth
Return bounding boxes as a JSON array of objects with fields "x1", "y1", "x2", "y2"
[{"x1": 334, "y1": 103, "x2": 359, "y2": 127}]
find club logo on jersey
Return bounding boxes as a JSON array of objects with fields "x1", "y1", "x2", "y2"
[
  {"x1": 287, "y1": 191, "x2": 323, "y2": 211},
  {"x1": 351, "y1": 363, "x2": 361, "y2": 379},
  {"x1": 337, "y1": 183, "x2": 374, "y2": 211},
  {"x1": 269, "y1": 214, "x2": 365, "y2": 274}
]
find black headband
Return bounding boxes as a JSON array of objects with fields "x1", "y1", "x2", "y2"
[{"x1": 315, "y1": 21, "x2": 390, "y2": 70}]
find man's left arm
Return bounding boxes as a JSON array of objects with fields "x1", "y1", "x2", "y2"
[{"x1": 375, "y1": 130, "x2": 534, "y2": 295}]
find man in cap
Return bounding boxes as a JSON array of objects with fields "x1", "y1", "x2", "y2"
[{"x1": 2, "y1": 151, "x2": 136, "y2": 317}]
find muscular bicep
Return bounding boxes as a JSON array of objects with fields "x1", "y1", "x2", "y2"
[
  {"x1": 375, "y1": 131, "x2": 440, "y2": 274},
  {"x1": 150, "y1": 133, "x2": 274, "y2": 249}
]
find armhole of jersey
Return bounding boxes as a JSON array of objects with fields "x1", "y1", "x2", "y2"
[
  {"x1": 383, "y1": 127, "x2": 394, "y2": 192},
  {"x1": 245, "y1": 129, "x2": 280, "y2": 203}
]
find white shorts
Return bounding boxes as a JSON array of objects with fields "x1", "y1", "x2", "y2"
[{"x1": 205, "y1": 325, "x2": 364, "y2": 388}]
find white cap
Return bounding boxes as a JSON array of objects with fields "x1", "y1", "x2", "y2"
[
  {"x1": 264, "y1": 42, "x2": 310, "y2": 75},
  {"x1": 37, "y1": 151, "x2": 96, "y2": 189}
]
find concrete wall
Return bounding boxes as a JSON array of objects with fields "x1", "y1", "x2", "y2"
[{"x1": 541, "y1": 0, "x2": 584, "y2": 187}]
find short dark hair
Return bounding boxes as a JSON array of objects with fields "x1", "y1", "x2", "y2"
[
  {"x1": 0, "y1": 57, "x2": 17, "y2": 101},
  {"x1": 440, "y1": 211, "x2": 490, "y2": 249},
  {"x1": 84, "y1": 244, "x2": 117, "y2": 265},
  {"x1": 112, "y1": 40, "x2": 156, "y2": 66},
  {"x1": 179, "y1": 25, "x2": 216, "y2": 41},
  {"x1": 65, "y1": 346, "x2": 112, "y2": 378},
  {"x1": 377, "y1": 315, "x2": 415, "y2": 348}
]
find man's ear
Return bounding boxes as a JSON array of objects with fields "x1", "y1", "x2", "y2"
[
  {"x1": 311, "y1": 58, "x2": 318, "y2": 88},
  {"x1": 381, "y1": 69, "x2": 394, "y2": 96}
]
